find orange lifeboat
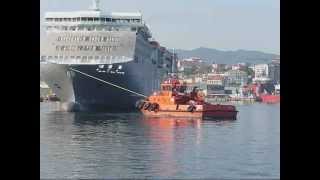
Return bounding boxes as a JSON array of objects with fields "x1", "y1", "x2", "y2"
[{"x1": 136, "y1": 77, "x2": 238, "y2": 120}]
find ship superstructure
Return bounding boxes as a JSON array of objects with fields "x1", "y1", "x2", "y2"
[{"x1": 40, "y1": 0, "x2": 175, "y2": 111}]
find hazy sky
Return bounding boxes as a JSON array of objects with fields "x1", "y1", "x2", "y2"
[{"x1": 40, "y1": 0, "x2": 280, "y2": 54}]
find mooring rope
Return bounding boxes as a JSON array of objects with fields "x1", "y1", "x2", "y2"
[{"x1": 69, "y1": 67, "x2": 148, "y2": 98}]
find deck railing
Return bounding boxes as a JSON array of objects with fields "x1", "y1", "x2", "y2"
[{"x1": 40, "y1": 56, "x2": 132, "y2": 65}]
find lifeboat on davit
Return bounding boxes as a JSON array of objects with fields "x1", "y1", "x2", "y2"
[{"x1": 136, "y1": 77, "x2": 238, "y2": 120}]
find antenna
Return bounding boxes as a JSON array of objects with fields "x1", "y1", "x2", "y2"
[{"x1": 90, "y1": 0, "x2": 100, "y2": 11}]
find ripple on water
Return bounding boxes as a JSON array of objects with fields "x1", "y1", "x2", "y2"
[{"x1": 40, "y1": 102, "x2": 280, "y2": 179}]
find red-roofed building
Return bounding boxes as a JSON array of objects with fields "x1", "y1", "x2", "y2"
[
  {"x1": 207, "y1": 74, "x2": 226, "y2": 86},
  {"x1": 177, "y1": 57, "x2": 205, "y2": 72}
]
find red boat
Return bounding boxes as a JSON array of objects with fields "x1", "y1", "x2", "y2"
[
  {"x1": 254, "y1": 83, "x2": 280, "y2": 104},
  {"x1": 136, "y1": 77, "x2": 238, "y2": 120},
  {"x1": 257, "y1": 94, "x2": 280, "y2": 104}
]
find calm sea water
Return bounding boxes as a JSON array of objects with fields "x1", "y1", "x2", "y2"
[{"x1": 40, "y1": 102, "x2": 280, "y2": 179}]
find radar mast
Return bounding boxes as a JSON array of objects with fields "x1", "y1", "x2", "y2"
[{"x1": 90, "y1": 0, "x2": 100, "y2": 11}]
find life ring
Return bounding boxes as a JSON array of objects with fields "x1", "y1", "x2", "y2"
[
  {"x1": 147, "y1": 103, "x2": 158, "y2": 112},
  {"x1": 135, "y1": 100, "x2": 145, "y2": 109},
  {"x1": 147, "y1": 104, "x2": 154, "y2": 111},
  {"x1": 152, "y1": 103, "x2": 160, "y2": 112},
  {"x1": 143, "y1": 102, "x2": 151, "y2": 110},
  {"x1": 138, "y1": 101, "x2": 145, "y2": 109}
]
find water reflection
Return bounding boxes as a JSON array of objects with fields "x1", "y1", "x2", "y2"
[
  {"x1": 139, "y1": 117, "x2": 200, "y2": 177},
  {"x1": 142, "y1": 116, "x2": 202, "y2": 129}
]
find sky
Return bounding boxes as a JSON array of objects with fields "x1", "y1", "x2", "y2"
[{"x1": 40, "y1": 0, "x2": 280, "y2": 54}]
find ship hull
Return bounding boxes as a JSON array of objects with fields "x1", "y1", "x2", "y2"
[
  {"x1": 40, "y1": 60, "x2": 164, "y2": 111},
  {"x1": 256, "y1": 95, "x2": 280, "y2": 104},
  {"x1": 141, "y1": 108, "x2": 238, "y2": 120}
]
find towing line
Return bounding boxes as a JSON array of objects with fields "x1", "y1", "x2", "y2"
[{"x1": 69, "y1": 67, "x2": 148, "y2": 98}]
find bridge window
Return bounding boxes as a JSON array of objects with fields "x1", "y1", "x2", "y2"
[
  {"x1": 94, "y1": 17, "x2": 99, "y2": 21},
  {"x1": 106, "y1": 18, "x2": 111, "y2": 22},
  {"x1": 88, "y1": 17, "x2": 93, "y2": 21},
  {"x1": 81, "y1": 17, "x2": 88, "y2": 21},
  {"x1": 96, "y1": 46, "x2": 102, "y2": 51}
]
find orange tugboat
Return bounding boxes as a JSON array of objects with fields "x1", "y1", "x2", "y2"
[{"x1": 136, "y1": 76, "x2": 238, "y2": 120}]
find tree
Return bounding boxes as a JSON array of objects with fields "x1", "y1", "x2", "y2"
[
  {"x1": 244, "y1": 67, "x2": 254, "y2": 77},
  {"x1": 197, "y1": 64, "x2": 212, "y2": 74},
  {"x1": 184, "y1": 65, "x2": 198, "y2": 76}
]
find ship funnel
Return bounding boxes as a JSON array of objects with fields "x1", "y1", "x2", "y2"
[{"x1": 90, "y1": 0, "x2": 100, "y2": 11}]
